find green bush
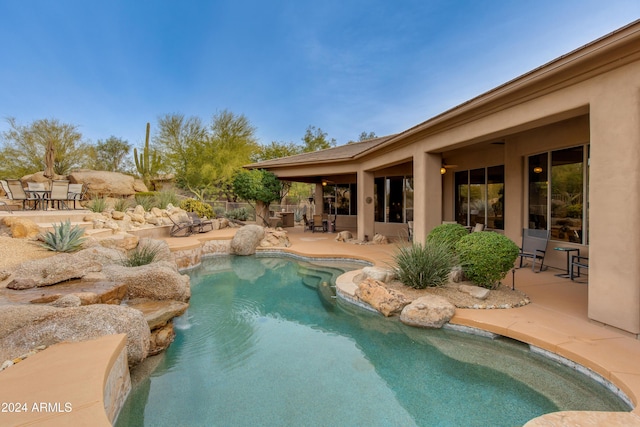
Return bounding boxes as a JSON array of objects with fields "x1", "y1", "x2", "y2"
[
  {"x1": 155, "y1": 191, "x2": 180, "y2": 209},
  {"x1": 427, "y1": 223, "x2": 469, "y2": 253},
  {"x1": 113, "y1": 198, "x2": 131, "y2": 212},
  {"x1": 392, "y1": 240, "x2": 455, "y2": 289},
  {"x1": 40, "y1": 220, "x2": 86, "y2": 253},
  {"x1": 121, "y1": 240, "x2": 167, "y2": 267},
  {"x1": 180, "y1": 198, "x2": 214, "y2": 219},
  {"x1": 88, "y1": 197, "x2": 107, "y2": 213},
  {"x1": 455, "y1": 232, "x2": 519, "y2": 289},
  {"x1": 135, "y1": 195, "x2": 155, "y2": 211},
  {"x1": 225, "y1": 207, "x2": 251, "y2": 221}
]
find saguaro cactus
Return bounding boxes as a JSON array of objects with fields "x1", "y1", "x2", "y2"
[{"x1": 134, "y1": 122, "x2": 160, "y2": 189}]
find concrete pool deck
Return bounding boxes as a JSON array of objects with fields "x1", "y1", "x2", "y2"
[{"x1": 1, "y1": 223, "x2": 640, "y2": 425}]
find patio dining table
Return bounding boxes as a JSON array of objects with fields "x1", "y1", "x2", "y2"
[{"x1": 25, "y1": 190, "x2": 51, "y2": 210}]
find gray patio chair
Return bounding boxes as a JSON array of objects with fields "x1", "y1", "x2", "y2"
[
  {"x1": 518, "y1": 228, "x2": 550, "y2": 272},
  {"x1": 0, "y1": 180, "x2": 14, "y2": 213},
  {"x1": 187, "y1": 212, "x2": 214, "y2": 233},
  {"x1": 49, "y1": 180, "x2": 70, "y2": 209},
  {"x1": 6, "y1": 179, "x2": 38, "y2": 210},
  {"x1": 67, "y1": 183, "x2": 86, "y2": 209},
  {"x1": 168, "y1": 214, "x2": 194, "y2": 237}
]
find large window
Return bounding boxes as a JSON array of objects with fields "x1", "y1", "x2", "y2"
[
  {"x1": 374, "y1": 176, "x2": 413, "y2": 223},
  {"x1": 455, "y1": 166, "x2": 504, "y2": 230},
  {"x1": 322, "y1": 183, "x2": 357, "y2": 216},
  {"x1": 528, "y1": 146, "x2": 587, "y2": 243}
]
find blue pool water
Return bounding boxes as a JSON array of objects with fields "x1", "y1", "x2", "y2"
[{"x1": 116, "y1": 255, "x2": 628, "y2": 427}]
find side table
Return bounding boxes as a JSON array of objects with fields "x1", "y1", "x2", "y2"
[{"x1": 553, "y1": 247, "x2": 579, "y2": 278}]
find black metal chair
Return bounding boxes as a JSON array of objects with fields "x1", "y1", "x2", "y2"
[
  {"x1": 187, "y1": 212, "x2": 214, "y2": 233},
  {"x1": 570, "y1": 255, "x2": 589, "y2": 281},
  {"x1": 168, "y1": 214, "x2": 194, "y2": 237}
]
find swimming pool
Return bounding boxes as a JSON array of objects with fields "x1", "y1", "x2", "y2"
[{"x1": 116, "y1": 255, "x2": 629, "y2": 426}]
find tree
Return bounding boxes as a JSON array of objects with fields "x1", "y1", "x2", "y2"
[
  {"x1": 90, "y1": 136, "x2": 134, "y2": 173},
  {"x1": 232, "y1": 169, "x2": 282, "y2": 226},
  {"x1": 301, "y1": 126, "x2": 336, "y2": 152},
  {"x1": 252, "y1": 140, "x2": 301, "y2": 162},
  {"x1": 348, "y1": 131, "x2": 378, "y2": 144},
  {"x1": 153, "y1": 113, "x2": 208, "y2": 194},
  {"x1": 206, "y1": 110, "x2": 260, "y2": 200},
  {"x1": 0, "y1": 117, "x2": 91, "y2": 177}
]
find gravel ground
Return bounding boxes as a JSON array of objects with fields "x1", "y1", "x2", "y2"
[{"x1": 0, "y1": 236, "x2": 55, "y2": 271}]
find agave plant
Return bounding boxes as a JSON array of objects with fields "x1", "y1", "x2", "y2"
[{"x1": 40, "y1": 220, "x2": 87, "y2": 253}]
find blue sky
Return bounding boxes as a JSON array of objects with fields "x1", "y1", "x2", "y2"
[{"x1": 1, "y1": 1, "x2": 638, "y2": 150}]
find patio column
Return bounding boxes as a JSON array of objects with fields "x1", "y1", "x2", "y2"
[
  {"x1": 413, "y1": 151, "x2": 442, "y2": 244},
  {"x1": 314, "y1": 184, "x2": 324, "y2": 215},
  {"x1": 588, "y1": 83, "x2": 640, "y2": 334},
  {"x1": 356, "y1": 169, "x2": 374, "y2": 242}
]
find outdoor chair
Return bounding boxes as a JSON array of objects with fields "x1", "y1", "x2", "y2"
[
  {"x1": 312, "y1": 214, "x2": 325, "y2": 233},
  {"x1": 6, "y1": 179, "x2": 38, "y2": 210},
  {"x1": 0, "y1": 180, "x2": 14, "y2": 213},
  {"x1": 67, "y1": 183, "x2": 86, "y2": 209},
  {"x1": 187, "y1": 212, "x2": 214, "y2": 233},
  {"x1": 49, "y1": 180, "x2": 70, "y2": 209},
  {"x1": 27, "y1": 182, "x2": 48, "y2": 210},
  {"x1": 570, "y1": 255, "x2": 589, "y2": 281},
  {"x1": 518, "y1": 228, "x2": 550, "y2": 272},
  {"x1": 472, "y1": 223, "x2": 485, "y2": 232},
  {"x1": 168, "y1": 214, "x2": 194, "y2": 237}
]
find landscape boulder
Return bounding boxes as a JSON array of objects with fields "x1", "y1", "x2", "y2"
[
  {"x1": 355, "y1": 278, "x2": 411, "y2": 317},
  {"x1": 68, "y1": 170, "x2": 147, "y2": 197},
  {"x1": 335, "y1": 231, "x2": 353, "y2": 242},
  {"x1": 458, "y1": 284, "x2": 491, "y2": 300},
  {"x1": 0, "y1": 304, "x2": 150, "y2": 366},
  {"x1": 5, "y1": 252, "x2": 103, "y2": 290},
  {"x1": 2, "y1": 217, "x2": 41, "y2": 239},
  {"x1": 231, "y1": 225, "x2": 266, "y2": 255},
  {"x1": 359, "y1": 266, "x2": 397, "y2": 283},
  {"x1": 400, "y1": 295, "x2": 456, "y2": 328},
  {"x1": 101, "y1": 261, "x2": 191, "y2": 302}
]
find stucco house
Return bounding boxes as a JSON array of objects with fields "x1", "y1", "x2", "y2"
[{"x1": 247, "y1": 20, "x2": 640, "y2": 336}]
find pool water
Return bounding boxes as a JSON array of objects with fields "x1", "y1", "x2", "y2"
[{"x1": 116, "y1": 255, "x2": 629, "y2": 427}]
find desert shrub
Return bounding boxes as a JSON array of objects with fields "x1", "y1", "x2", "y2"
[
  {"x1": 225, "y1": 207, "x2": 251, "y2": 221},
  {"x1": 121, "y1": 240, "x2": 167, "y2": 267},
  {"x1": 455, "y1": 232, "x2": 519, "y2": 289},
  {"x1": 40, "y1": 220, "x2": 86, "y2": 253},
  {"x1": 213, "y1": 206, "x2": 225, "y2": 218},
  {"x1": 392, "y1": 240, "x2": 455, "y2": 289},
  {"x1": 427, "y1": 223, "x2": 469, "y2": 253},
  {"x1": 180, "y1": 198, "x2": 214, "y2": 219},
  {"x1": 135, "y1": 191, "x2": 158, "y2": 199},
  {"x1": 113, "y1": 198, "x2": 131, "y2": 212},
  {"x1": 88, "y1": 197, "x2": 107, "y2": 213},
  {"x1": 135, "y1": 195, "x2": 155, "y2": 211},
  {"x1": 155, "y1": 191, "x2": 180, "y2": 209}
]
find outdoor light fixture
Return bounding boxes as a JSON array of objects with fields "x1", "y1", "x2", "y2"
[
  {"x1": 440, "y1": 167, "x2": 447, "y2": 175},
  {"x1": 533, "y1": 166, "x2": 543, "y2": 173}
]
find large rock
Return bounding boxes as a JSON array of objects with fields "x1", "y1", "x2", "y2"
[
  {"x1": 68, "y1": 170, "x2": 148, "y2": 197},
  {"x1": 0, "y1": 304, "x2": 150, "y2": 366},
  {"x1": 5, "y1": 252, "x2": 103, "y2": 289},
  {"x1": 231, "y1": 225, "x2": 266, "y2": 255},
  {"x1": 102, "y1": 261, "x2": 191, "y2": 302},
  {"x1": 259, "y1": 228, "x2": 291, "y2": 248},
  {"x1": 458, "y1": 284, "x2": 491, "y2": 300},
  {"x1": 359, "y1": 266, "x2": 397, "y2": 283},
  {"x1": 400, "y1": 295, "x2": 456, "y2": 328},
  {"x1": 2, "y1": 217, "x2": 41, "y2": 239},
  {"x1": 355, "y1": 278, "x2": 411, "y2": 317}
]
